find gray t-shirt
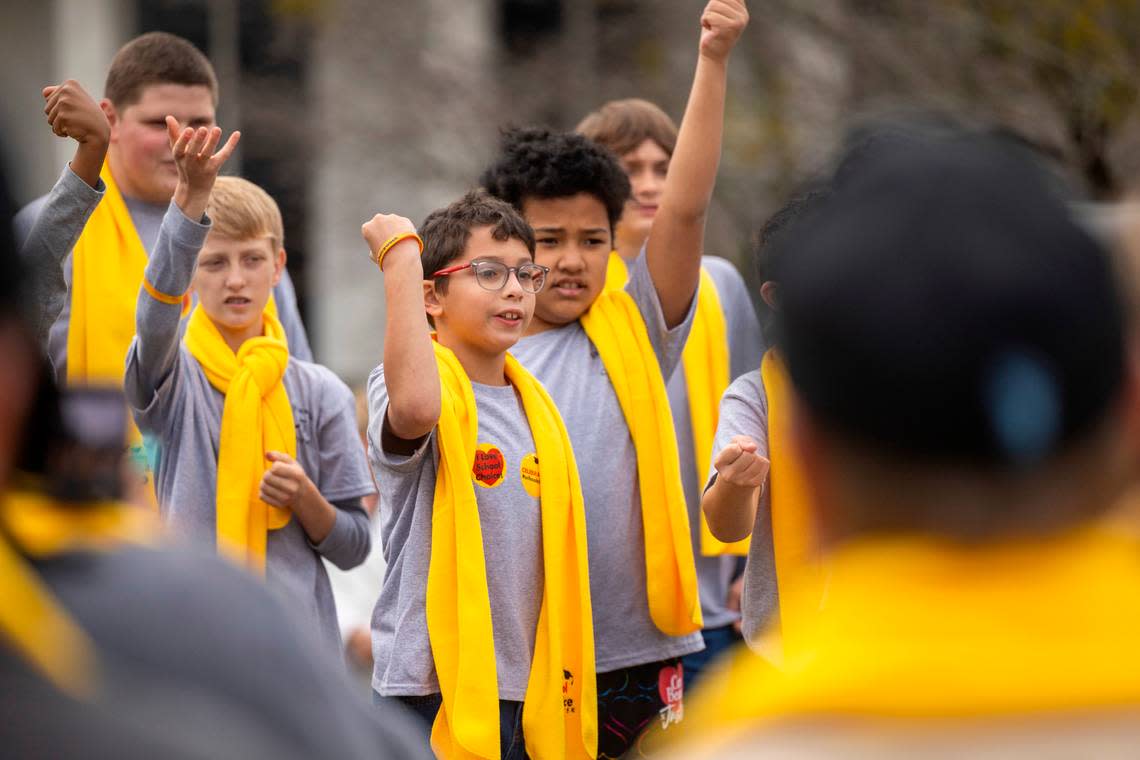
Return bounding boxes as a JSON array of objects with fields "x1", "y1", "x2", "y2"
[
  {"x1": 123, "y1": 203, "x2": 374, "y2": 651},
  {"x1": 706, "y1": 369, "x2": 778, "y2": 644},
  {"x1": 667, "y1": 256, "x2": 765, "y2": 629},
  {"x1": 511, "y1": 252, "x2": 705, "y2": 673},
  {"x1": 10, "y1": 540, "x2": 430, "y2": 759},
  {"x1": 367, "y1": 370, "x2": 545, "y2": 700},
  {"x1": 14, "y1": 165, "x2": 105, "y2": 351},
  {"x1": 13, "y1": 171, "x2": 314, "y2": 380}
]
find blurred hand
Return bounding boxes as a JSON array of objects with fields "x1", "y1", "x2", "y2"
[
  {"x1": 726, "y1": 575, "x2": 744, "y2": 635},
  {"x1": 699, "y1": 0, "x2": 749, "y2": 63},
  {"x1": 713, "y1": 434, "x2": 769, "y2": 489}
]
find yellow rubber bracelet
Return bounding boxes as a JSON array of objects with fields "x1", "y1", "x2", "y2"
[
  {"x1": 142, "y1": 277, "x2": 186, "y2": 306},
  {"x1": 374, "y1": 232, "x2": 424, "y2": 272}
]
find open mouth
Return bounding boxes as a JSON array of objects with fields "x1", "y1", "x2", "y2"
[
  {"x1": 551, "y1": 280, "x2": 587, "y2": 297},
  {"x1": 494, "y1": 308, "x2": 524, "y2": 326},
  {"x1": 224, "y1": 296, "x2": 251, "y2": 307}
]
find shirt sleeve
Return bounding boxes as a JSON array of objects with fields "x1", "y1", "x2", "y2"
[
  {"x1": 707, "y1": 370, "x2": 769, "y2": 489},
  {"x1": 17, "y1": 166, "x2": 105, "y2": 352},
  {"x1": 124, "y1": 203, "x2": 209, "y2": 431},
  {"x1": 624, "y1": 248, "x2": 697, "y2": 379}
]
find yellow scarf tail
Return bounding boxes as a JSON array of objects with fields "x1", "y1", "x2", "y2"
[
  {"x1": 605, "y1": 253, "x2": 745, "y2": 556},
  {"x1": 580, "y1": 290, "x2": 703, "y2": 637},
  {"x1": 183, "y1": 307, "x2": 294, "y2": 575},
  {"x1": 760, "y1": 351, "x2": 824, "y2": 651},
  {"x1": 0, "y1": 491, "x2": 159, "y2": 698},
  {"x1": 428, "y1": 343, "x2": 596, "y2": 760}
]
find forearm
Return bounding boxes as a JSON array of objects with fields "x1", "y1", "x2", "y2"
[
  {"x1": 125, "y1": 204, "x2": 206, "y2": 408},
  {"x1": 702, "y1": 475, "x2": 760, "y2": 543},
  {"x1": 381, "y1": 246, "x2": 440, "y2": 439},
  {"x1": 308, "y1": 498, "x2": 371, "y2": 570},
  {"x1": 69, "y1": 140, "x2": 107, "y2": 189},
  {"x1": 646, "y1": 56, "x2": 730, "y2": 326},
  {"x1": 19, "y1": 165, "x2": 104, "y2": 347},
  {"x1": 291, "y1": 481, "x2": 339, "y2": 546}
]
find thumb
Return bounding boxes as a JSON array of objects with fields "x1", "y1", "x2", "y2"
[{"x1": 265, "y1": 451, "x2": 293, "y2": 465}]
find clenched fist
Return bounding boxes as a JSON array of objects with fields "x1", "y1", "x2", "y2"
[
  {"x1": 361, "y1": 213, "x2": 420, "y2": 272},
  {"x1": 699, "y1": 0, "x2": 749, "y2": 63},
  {"x1": 712, "y1": 434, "x2": 769, "y2": 489}
]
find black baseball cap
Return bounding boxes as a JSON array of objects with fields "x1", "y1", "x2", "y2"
[{"x1": 773, "y1": 130, "x2": 1126, "y2": 468}]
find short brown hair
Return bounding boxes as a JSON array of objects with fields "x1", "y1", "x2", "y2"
[
  {"x1": 206, "y1": 176, "x2": 284, "y2": 251},
  {"x1": 104, "y1": 32, "x2": 218, "y2": 109},
  {"x1": 575, "y1": 98, "x2": 678, "y2": 158},
  {"x1": 420, "y1": 190, "x2": 536, "y2": 294}
]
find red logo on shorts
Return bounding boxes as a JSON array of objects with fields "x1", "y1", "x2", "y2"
[{"x1": 658, "y1": 663, "x2": 684, "y2": 729}]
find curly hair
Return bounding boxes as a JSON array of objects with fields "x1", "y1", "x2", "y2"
[{"x1": 479, "y1": 127, "x2": 631, "y2": 234}]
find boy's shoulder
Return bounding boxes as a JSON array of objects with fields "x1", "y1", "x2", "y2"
[
  {"x1": 725, "y1": 367, "x2": 765, "y2": 407},
  {"x1": 700, "y1": 253, "x2": 743, "y2": 283}
]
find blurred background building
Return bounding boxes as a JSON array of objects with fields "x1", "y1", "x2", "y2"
[{"x1": 4, "y1": 0, "x2": 1140, "y2": 382}]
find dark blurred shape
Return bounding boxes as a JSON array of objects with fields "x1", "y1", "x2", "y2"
[{"x1": 774, "y1": 130, "x2": 1124, "y2": 469}]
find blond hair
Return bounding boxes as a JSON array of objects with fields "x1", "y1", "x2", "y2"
[
  {"x1": 576, "y1": 98, "x2": 678, "y2": 158},
  {"x1": 206, "y1": 176, "x2": 284, "y2": 251}
]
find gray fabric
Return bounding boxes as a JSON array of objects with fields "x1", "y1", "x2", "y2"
[
  {"x1": 367, "y1": 371, "x2": 544, "y2": 700},
  {"x1": 14, "y1": 165, "x2": 104, "y2": 351},
  {"x1": 13, "y1": 173, "x2": 313, "y2": 381},
  {"x1": 9, "y1": 542, "x2": 431, "y2": 759},
  {"x1": 123, "y1": 203, "x2": 374, "y2": 651},
  {"x1": 706, "y1": 369, "x2": 779, "y2": 644},
  {"x1": 667, "y1": 255, "x2": 765, "y2": 629},
  {"x1": 511, "y1": 251, "x2": 705, "y2": 673}
]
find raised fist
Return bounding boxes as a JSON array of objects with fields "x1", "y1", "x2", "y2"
[
  {"x1": 42, "y1": 80, "x2": 110, "y2": 147},
  {"x1": 361, "y1": 213, "x2": 419, "y2": 268},
  {"x1": 712, "y1": 434, "x2": 769, "y2": 489},
  {"x1": 699, "y1": 0, "x2": 749, "y2": 63}
]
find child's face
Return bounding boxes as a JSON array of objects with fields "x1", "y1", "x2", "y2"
[
  {"x1": 429, "y1": 226, "x2": 537, "y2": 358},
  {"x1": 523, "y1": 193, "x2": 612, "y2": 329},
  {"x1": 193, "y1": 234, "x2": 284, "y2": 343},
  {"x1": 618, "y1": 138, "x2": 670, "y2": 242},
  {"x1": 105, "y1": 83, "x2": 216, "y2": 204}
]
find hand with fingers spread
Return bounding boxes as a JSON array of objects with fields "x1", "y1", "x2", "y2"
[
  {"x1": 713, "y1": 434, "x2": 769, "y2": 489},
  {"x1": 42, "y1": 80, "x2": 110, "y2": 188},
  {"x1": 699, "y1": 0, "x2": 749, "y2": 64},
  {"x1": 166, "y1": 115, "x2": 241, "y2": 221}
]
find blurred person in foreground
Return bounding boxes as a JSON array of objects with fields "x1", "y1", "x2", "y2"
[
  {"x1": 0, "y1": 160, "x2": 428, "y2": 759},
  {"x1": 658, "y1": 130, "x2": 1140, "y2": 757}
]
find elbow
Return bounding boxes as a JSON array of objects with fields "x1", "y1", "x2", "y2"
[
  {"x1": 702, "y1": 498, "x2": 752, "y2": 544},
  {"x1": 386, "y1": 397, "x2": 439, "y2": 441}
]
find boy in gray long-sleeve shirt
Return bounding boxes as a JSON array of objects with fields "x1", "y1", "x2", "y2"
[{"x1": 124, "y1": 119, "x2": 373, "y2": 651}]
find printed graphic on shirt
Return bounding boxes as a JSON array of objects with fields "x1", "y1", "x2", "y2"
[
  {"x1": 473, "y1": 443, "x2": 506, "y2": 488},
  {"x1": 520, "y1": 452, "x2": 541, "y2": 498},
  {"x1": 657, "y1": 662, "x2": 684, "y2": 729}
]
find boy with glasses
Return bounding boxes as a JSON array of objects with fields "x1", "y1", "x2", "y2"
[{"x1": 363, "y1": 190, "x2": 596, "y2": 759}]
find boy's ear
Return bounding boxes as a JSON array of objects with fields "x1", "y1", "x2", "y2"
[
  {"x1": 760, "y1": 281, "x2": 779, "y2": 311},
  {"x1": 100, "y1": 99, "x2": 119, "y2": 135},
  {"x1": 272, "y1": 247, "x2": 286, "y2": 287},
  {"x1": 424, "y1": 280, "x2": 443, "y2": 320}
]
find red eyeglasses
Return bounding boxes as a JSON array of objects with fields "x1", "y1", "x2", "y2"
[{"x1": 430, "y1": 260, "x2": 549, "y2": 294}]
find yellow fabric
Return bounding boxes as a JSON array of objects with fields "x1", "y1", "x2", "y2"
[
  {"x1": 683, "y1": 528, "x2": 1140, "y2": 739},
  {"x1": 427, "y1": 341, "x2": 596, "y2": 760},
  {"x1": 687, "y1": 269, "x2": 748, "y2": 556},
  {"x1": 760, "y1": 350, "x2": 824, "y2": 653},
  {"x1": 604, "y1": 253, "x2": 746, "y2": 556},
  {"x1": 183, "y1": 306, "x2": 293, "y2": 575},
  {"x1": 579, "y1": 290, "x2": 703, "y2": 636},
  {"x1": 0, "y1": 491, "x2": 159, "y2": 698}
]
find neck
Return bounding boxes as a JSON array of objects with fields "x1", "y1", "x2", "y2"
[
  {"x1": 523, "y1": 314, "x2": 560, "y2": 336},
  {"x1": 437, "y1": 333, "x2": 508, "y2": 386},
  {"x1": 615, "y1": 228, "x2": 647, "y2": 262},
  {"x1": 215, "y1": 317, "x2": 264, "y2": 355}
]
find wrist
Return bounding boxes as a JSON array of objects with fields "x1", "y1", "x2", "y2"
[
  {"x1": 374, "y1": 232, "x2": 424, "y2": 272},
  {"x1": 173, "y1": 183, "x2": 210, "y2": 221}
]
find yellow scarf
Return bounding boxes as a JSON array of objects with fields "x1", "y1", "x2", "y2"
[
  {"x1": 183, "y1": 306, "x2": 293, "y2": 575},
  {"x1": 0, "y1": 490, "x2": 158, "y2": 698},
  {"x1": 604, "y1": 253, "x2": 745, "y2": 556},
  {"x1": 682, "y1": 527, "x2": 1140, "y2": 741},
  {"x1": 759, "y1": 350, "x2": 824, "y2": 653},
  {"x1": 427, "y1": 342, "x2": 596, "y2": 760},
  {"x1": 579, "y1": 289, "x2": 703, "y2": 636}
]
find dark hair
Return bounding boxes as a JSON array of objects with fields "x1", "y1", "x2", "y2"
[
  {"x1": 576, "y1": 98, "x2": 678, "y2": 158},
  {"x1": 753, "y1": 185, "x2": 831, "y2": 286},
  {"x1": 104, "y1": 32, "x2": 218, "y2": 109},
  {"x1": 479, "y1": 127, "x2": 631, "y2": 235},
  {"x1": 420, "y1": 190, "x2": 536, "y2": 295}
]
